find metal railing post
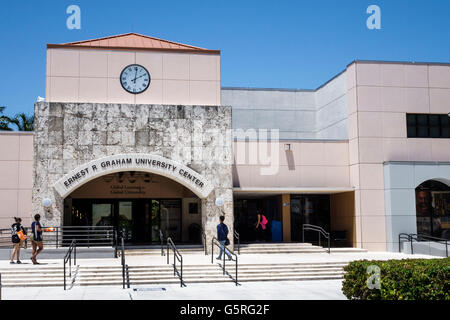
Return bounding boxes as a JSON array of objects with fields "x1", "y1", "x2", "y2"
[
  {"x1": 211, "y1": 238, "x2": 214, "y2": 264},
  {"x1": 126, "y1": 265, "x2": 130, "y2": 289},
  {"x1": 328, "y1": 236, "x2": 330, "y2": 254},
  {"x1": 114, "y1": 229, "x2": 118, "y2": 258},
  {"x1": 64, "y1": 263, "x2": 66, "y2": 290},
  {"x1": 160, "y1": 230, "x2": 164, "y2": 256},
  {"x1": 74, "y1": 241, "x2": 77, "y2": 265},
  {"x1": 167, "y1": 242, "x2": 169, "y2": 265},
  {"x1": 180, "y1": 256, "x2": 183, "y2": 288},
  {"x1": 56, "y1": 227, "x2": 59, "y2": 249},
  {"x1": 122, "y1": 265, "x2": 125, "y2": 289},
  {"x1": 236, "y1": 256, "x2": 238, "y2": 286},
  {"x1": 302, "y1": 227, "x2": 305, "y2": 243},
  {"x1": 445, "y1": 241, "x2": 448, "y2": 257},
  {"x1": 223, "y1": 246, "x2": 226, "y2": 275}
]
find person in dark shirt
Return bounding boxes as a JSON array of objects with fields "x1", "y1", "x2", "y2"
[
  {"x1": 216, "y1": 215, "x2": 232, "y2": 261},
  {"x1": 31, "y1": 214, "x2": 44, "y2": 265},
  {"x1": 10, "y1": 217, "x2": 27, "y2": 264}
]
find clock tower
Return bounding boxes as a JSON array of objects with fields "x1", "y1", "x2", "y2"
[{"x1": 35, "y1": 33, "x2": 231, "y2": 250}]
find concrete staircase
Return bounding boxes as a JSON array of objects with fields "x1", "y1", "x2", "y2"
[
  {"x1": 0, "y1": 261, "x2": 346, "y2": 287},
  {"x1": 122, "y1": 243, "x2": 367, "y2": 256},
  {"x1": 124, "y1": 245, "x2": 205, "y2": 256},
  {"x1": 237, "y1": 243, "x2": 367, "y2": 254},
  {"x1": 0, "y1": 265, "x2": 76, "y2": 287}
]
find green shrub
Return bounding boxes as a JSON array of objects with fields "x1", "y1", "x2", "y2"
[{"x1": 342, "y1": 258, "x2": 450, "y2": 300}]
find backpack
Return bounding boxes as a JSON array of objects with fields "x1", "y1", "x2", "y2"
[{"x1": 261, "y1": 215, "x2": 268, "y2": 230}]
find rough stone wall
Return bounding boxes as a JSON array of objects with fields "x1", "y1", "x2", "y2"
[{"x1": 33, "y1": 102, "x2": 233, "y2": 249}]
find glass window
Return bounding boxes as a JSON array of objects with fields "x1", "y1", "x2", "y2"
[{"x1": 406, "y1": 113, "x2": 450, "y2": 138}]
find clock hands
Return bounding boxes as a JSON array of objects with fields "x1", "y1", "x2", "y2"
[
  {"x1": 131, "y1": 73, "x2": 147, "y2": 83},
  {"x1": 133, "y1": 68, "x2": 138, "y2": 83}
]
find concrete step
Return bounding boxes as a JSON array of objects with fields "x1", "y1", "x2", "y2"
[
  {"x1": 76, "y1": 267, "x2": 344, "y2": 278},
  {"x1": 239, "y1": 243, "x2": 314, "y2": 247},
  {"x1": 0, "y1": 261, "x2": 348, "y2": 287}
]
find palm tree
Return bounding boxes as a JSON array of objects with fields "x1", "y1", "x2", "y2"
[
  {"x1": 0, "y1": 106, "x2": 13, "y2": 131},
  {"x1": 9, "y1": 113, "x2": 34, "y2": 131}
]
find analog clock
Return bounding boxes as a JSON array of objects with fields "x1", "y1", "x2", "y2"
[{"x1": 120, "y1": 64, "x2": 151, "y2": 94}]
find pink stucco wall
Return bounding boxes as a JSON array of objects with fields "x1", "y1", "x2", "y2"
[
  {"x1": 46, "y1": 48, "x2": 221, "y2": 106},
  {"x1": 0, "y1": 132, "x2": 33, "y2": 229},
  {"x1": 347, "y1": 61, "x2": 450, "y2": 251},
  {"x1": 233, "y1": 140, "x2": 350, "y2": 189}
]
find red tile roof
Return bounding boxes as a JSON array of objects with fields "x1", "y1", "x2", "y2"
[{"x1": 47, "y1": 33, "x2": 219, "y2": 54}]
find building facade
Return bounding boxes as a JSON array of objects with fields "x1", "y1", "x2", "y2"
[{"x1": 0, "y1": 33, "x2": 449, "y2": 251}]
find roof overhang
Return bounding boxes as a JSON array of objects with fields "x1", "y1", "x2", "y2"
[
  {"x1": 47, "y1": 44, "x2": 220, "y2": 54},
  {"x1": 233, "y1": 187, "x2": 355, "y2": 197}
]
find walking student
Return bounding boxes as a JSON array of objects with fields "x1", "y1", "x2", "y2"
[
  {"x1": 31, "y1": 214, "x2": 44, "y2": 265},
  {"x1": 10, "y1": 217, "x2": 27, "y2": 264},
  {"x1": 216, "y1": 215, "x2": 232, "y2": 261},
  {"x1": 255, "y1": 209, "x2": 268, "y2": 242}
]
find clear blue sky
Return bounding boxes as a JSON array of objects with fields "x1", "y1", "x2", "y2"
[{"x1": 1, "y1": 0, "x2": 450, "y2": 116}]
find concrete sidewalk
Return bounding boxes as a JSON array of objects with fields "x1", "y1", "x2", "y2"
[{"x1": 1, "y1": 280, "x2": 346, "y2": 300}]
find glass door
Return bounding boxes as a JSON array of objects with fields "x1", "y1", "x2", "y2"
[
  {"x1": 151, "y1": 200, "x2": 160, "y2": 242},
  {"x1": 119, "y1": 201, "x2": 133, "y2": 242},
  {"x1": 160, "y1": 199, "x2": 181, "y2": 242}
]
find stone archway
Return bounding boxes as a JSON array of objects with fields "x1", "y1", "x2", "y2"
[{"x1": 53, "y1": 154, "x2": 214, "y2": 199}]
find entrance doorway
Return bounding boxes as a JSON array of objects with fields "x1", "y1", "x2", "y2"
[
  {"x1": 290, "y1": 194, "x2": 330, "y2": 242},
  {"x1": 234, "y1": 197, "x2": 281, "y2": 243},
  {"x1": 64, "y1": 171, "x2": 201, "y2": 245},
  {"x1": 70, "y1": 198, "x2": 182, "y2": 244}
]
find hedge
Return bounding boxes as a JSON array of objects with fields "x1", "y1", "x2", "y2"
[{"x1": 342, "y1": 258, "x2": 450, "y2": 300}]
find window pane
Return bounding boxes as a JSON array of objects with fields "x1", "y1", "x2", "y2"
[
  {"x1": 417, "y1": 115, "x2": 428, "y2": 126},
  {"x1": 417, "y1": 126, "x2": 428, "y2": 137},
  {"x1": 429, "y1": 115, "x2": 440, "y2": 126},
  {"x1": 441, "y1": 115, "x2": 449, "y2": 127},
  {"x1": 430, "y1": 127, "x2": 440, "y2": 138},
  {"x1": 407, "y1": 126, "x2": 417, "y2": 137},
  {"x1": 442, "y1": 127, "x2": 450, "y2": 138},
  {"x1": 407, "y1": 114, "x2": 416, "y2": 126}
]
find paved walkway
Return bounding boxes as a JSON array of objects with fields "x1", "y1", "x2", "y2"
[
  {"x1": 1, "y1": 280, "x2": 346, "y2": 300},
  {"x1": 0, "y1": 251, "x2": 439, "y2": 300}
]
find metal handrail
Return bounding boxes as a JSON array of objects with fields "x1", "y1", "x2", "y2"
[
  {"x1": 0, "y1": 226, "x2": 116, "y2": 248},
  {"x1": 159, "y1": 229, "x2": 165, "y2": 256},
  {"x1": 233, "y1": 230, "x2": 240, "y2": 255},
  {"x1": 166, "y1": 237, "x2": 185, "y2": 287},
  {"x1": 63, "y1": 239, "x2": 76, "y2": 290},
  {"x1": 120, "y1": 237, "x2": 130, "y2": 289},
  {"x1": 211, "y1": 237, "x2": 238, "y2": 286},
  {"x1": 114, "y1": 228, "x2": 118, "y2": 258},
  {"x1": 302, "y1": 224, "x2": 331, "y2": 254},
  {"x1": 399, "y1": 233, "x2": 449, "y2": 257},
  {"x1": 398, "y1": 233, "x2": 413, "y2": 253}
]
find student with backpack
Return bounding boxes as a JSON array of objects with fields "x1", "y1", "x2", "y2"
[
  {"x1": 10, "y1": 217, "x2": 27, "y2": 264},
  {"x1": 216, "y1": 215, "x2": 232, "y2": 261},
  {"x1": 31, "y1": 214, "x2": 44, "y2": 265}
]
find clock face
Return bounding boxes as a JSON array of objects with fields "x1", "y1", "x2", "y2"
[{"x1": 120, "y1": 64, "x2": 151, "y2": 94}]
